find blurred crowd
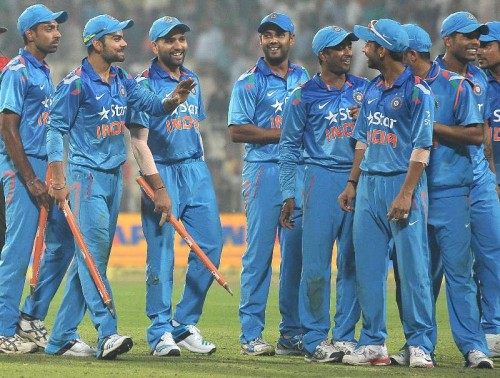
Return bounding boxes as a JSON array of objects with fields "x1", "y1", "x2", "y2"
[{"x1": 0, "y1": 0, "x2": 498, "y2": 212}]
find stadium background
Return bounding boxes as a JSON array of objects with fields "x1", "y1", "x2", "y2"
[{"x1": 0, "y1": 0, "x2": 498, "y2": 269}]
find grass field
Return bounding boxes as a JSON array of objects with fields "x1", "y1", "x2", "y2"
[{"x1": 1, "y1": 269, "x2": 497, "y2": 377}]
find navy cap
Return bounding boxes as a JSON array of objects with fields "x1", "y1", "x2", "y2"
[
  {"x1": 258, "y1": 12, "x2": 294, "y2": 34},
  {"x1": 149, "y1": 16, "x2": 190, "y2": 42},
  {"x1": 83, "y1": 14, "x2": 134, "y2": 46},
  {"x1": 17, "y1": 4, "x2": 68, "y2": 36},
  {"x1": 479, "y1": 21, "x2": 500, "y2": 42},
  {"x1": 354, "y1": 19, "x2": 409, "y2": 53},
  {"x1": 312, "y1": 25, "x2": 358, "y2": 55},
  {"x1": 403, "y1": 24, "x2": 432, "y2": 52},
  {"x1": 440, "y1": 12, "x2": 488, "y2": 38}
]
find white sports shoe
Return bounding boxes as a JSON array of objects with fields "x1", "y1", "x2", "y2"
[
  {"x1": 17, "y1": 314, "x2": 49, "y2": 348},
  {"x1": 342, "y1": 344, "x2": 391, "y2": 366},
  {"x1": 241, "y1": 337, "x2": 275, "y2": 356},
  {"x1": 0, "y1": 334, "x2": 38, "y2": 354},
  {"x1": 53, "y1": 339, "x2": 96, "y2": 357},
  {"x1": 486, "y1": 334, "x2": 500, "y2": 358},
  {"x1": 465, "y1": 350, "x2": 494, "y2": 368},
  {"x1": 153, "y1": 332, "x2": 181, "y2": 357},
  {"x1": 390, "y1": 348, "x2": 409, "y2": 366},
  {"x1": 408, "y1": 346, "x2": 434, "y2": 368},
  {"x1": 331, "y1": 340, "x2": 356, "y2": 356},
  {"x1": 97, "y1": 334, "x2": 133, "y2": 360},
  {"x1": 176, "y1": 325, "x2": 216, "y2": 354},
  {"x1": 305, "y1": 339, "x2": 343, "y2": 363}
]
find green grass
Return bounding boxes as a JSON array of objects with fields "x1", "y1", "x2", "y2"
[{"x1": 0, "y1": 269, "x2": 496, "y2": 377}]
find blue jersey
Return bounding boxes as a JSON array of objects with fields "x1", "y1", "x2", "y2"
[
  {"x1": 424, "y1": 62, "x2": 482, "y2": 198},
  {"x1": 279, "y1": 73, "x2": 369, "y2": 200},
  {"x1": 228, "y1": 57, "x2": 309, "y2": 163},
  {"x1": 47, "y1": 58, "x2": 166, "y2": 170},
  {"x1": 127, "y1": 59, "x2": 205, "y2": 164},
  {"x1": 0, "y1": 49, "x2": 55, "y2": 159},
  {"x1": 484, "y1": 69, "x2": 500, "y2": 184},
  {"x1": 354, "y1": 67, "x2": 434, "y2": 174},
  {"x1": 436, "y1": 55, "x2": 489, "y2": 182}
]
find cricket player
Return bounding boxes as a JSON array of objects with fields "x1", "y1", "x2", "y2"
[
  {"x1": 477, "y1": 20, "x2": 500, "y2": 358},
  {"x1": 0, "y1": 4, "x2": 70, "y2": 354},
  {"x1": 437, "y1": 12, "x2": 500, "y2": 362},
  {"x1": 279, "y1": 26, "x2": 368, "y2": 363},
  {"x1": 127, "y1": 16, "x2": 222, "y2": 357},
  {"x1": 228, "y1": 12, "x2": 309, "y2": 356},
  {"x1": 338, "y1": 19, "x2": 435, "y2": 367},
  {"x1": 44, "y1": 14, "x2": 194, "y2": 360},
  {"x1": 390, "y1": 23, "x2": 493, "y2": 369}
]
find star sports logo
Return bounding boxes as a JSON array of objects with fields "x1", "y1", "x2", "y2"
[
  {"x1": 367, "y1": 111, "x2": 397, "y2": 129},
  {"x1": 324, "y1": 108, "x2": 352, "y2": 125},
  {"x1": 98, "y1": 104, "x2": 127, "y2": 121}
]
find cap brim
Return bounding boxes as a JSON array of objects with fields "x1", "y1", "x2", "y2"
[
  {"x1": 155, "y1": 23, "x2": 190, "y2": 40},
  {"x1": 107, "y1": 20, "x2": 134, "y2": 35},
  {"x1": 0, "y1": 27, "x2": 7, "y2": 34},
  {"x1": 54, "y1": 10, "x2": 68, "y2": 24},
  {"x1": 258, "y1": 21, "x2": 288, "y2": 33},
  {"x1": 479, "y1": 34, "x2": 497, "y2": 42},
  {"x1": 456, "y1": 23, "x2": 489, "y2": 35},
  {"x1": 353, "y1": 25, "x2": 374, "y2": 42},
  {"x1": 324, "y1": 32, "x2": 359, "y2": 49}
]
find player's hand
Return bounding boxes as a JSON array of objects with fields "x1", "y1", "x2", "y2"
[
  {"x1": 348, "y1": 106, "x2": 360, "y2": 121},
  {"x1": 153, "y1": 187, "x2": 172, "y2": 226},
  {"x1": 48, "y1": 183, "x2": 69, "y2": 210},
  {"x1": 172, "y1": 77, "x2": 196, "y2": 104},
  {"x1": 27, "y1": 178, "x2": 52, "y2": 210},
  {"x1": 387, "y1": 191, "x2": 411, "y2": 222},
  {"x1": 338, "y1": 183, "x2": 356, "y2": 212},
  {"x1": 280, "y1": 198, "x2": 295, "y2": 229}
]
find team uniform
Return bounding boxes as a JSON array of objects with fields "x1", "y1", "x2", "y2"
[
  {"x1": 486, "y1": 69, "x2": 500, "y2": 186},
  {"x1": 279, "y1": 73, "x2": 368, "y2": 356},
  {"x1": 352, "y1": 68, "x2": 434, "y2": 353},
  {"x1": 127, "y1": 58, "x2": 222, "y2": 352},
  {"x1": 424, "y1": 62, "x2": 488, "y2": 355},
  {"x1": 228, "y1": 57, "x2": 309, "y2": 346},
  {"x1": 436, "y1": 56, "x2": 500, "y2": 339},
  {"x1": 45, "y1": 58, "x2": 168, "y2": 356},
  {"x1": 0, "y1": 49, "x2": 72, "y2": 344}
]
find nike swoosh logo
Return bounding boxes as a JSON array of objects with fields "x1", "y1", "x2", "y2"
[
  {"x1": 40, "y1": 84, "x2": 45, "y2": 90},
  {"x1": 465, "y1": 223, "x2": 470, "y2": 228},
  {"x1": 367, "y1": 98, "x2": 377, "y2": 104},
  {"x1": 409, "y1": 220, "x2": 419, "y2": 226},
  {"x1": 267, "y1": 90, "x2": 278, "y2": 97},
  {"x1": 96, "y1": 93, "x2": 105, "y2": 100},
  {"x1": 318, "y1": 101, "x2": 331, "y2": 110}
]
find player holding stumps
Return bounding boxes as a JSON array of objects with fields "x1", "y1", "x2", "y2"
[
  {"x1": 279, "y1": 25, "x2": 368, "y2": 363},
  {"x1": 44, "y1": 14, "x2": 194, "y2": 359},
  {"x1": 338, "y1": 19, "x2": 435, "y2": 367},
  {"x1": 127, "y1": 16, "x2": 222, "y2": 357}
]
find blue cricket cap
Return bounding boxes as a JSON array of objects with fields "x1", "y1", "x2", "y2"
[
  {"x1": 312, "y1": 25, "x2": 358, "y2": 55},
  {"x1": 83, "y1": 14, "x2": 134, "y2": 46},
  {"x1": 149, "y1": 16, "x2": 190, "y2": 42},
  {"x1": 17, "y1": 4, "x2": 68, "y2": 36},
  {"x1": 258, "y1": 12, "x2": 294, "y2": 34},
  {"x1": 354, "y1": 19, "x2": 409, "y2": 53},
  {"x1": 479, "y1": 21, "x2": 500, "y2": 42},
  {"x1": 440, "y1": 12, "x2": 488, "y2": 38},
  {"x1": 403, "y1": 24, "x2": 432, "y2": 52}
]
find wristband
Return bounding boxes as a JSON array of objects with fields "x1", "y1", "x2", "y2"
[
  {"x1": 347, "y1": 179, "x2": 358, "y2": 187},
  {"x1": 51, "y1": 185, "x2": 66, "y2": 190}
]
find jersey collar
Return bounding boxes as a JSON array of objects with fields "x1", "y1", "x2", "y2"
[
  {"x1": 20, "y1": 48, "x2": 50, "y2": 75},
  {"x1": 81, "y1": 57, "x2": 120, "y2": 85},
  {"x1": 256, "y1": 57, "x2": 296, "y2": 77},
  {"x1": 313, "y1": 73, "x2": 354, "y2": 92},
  {"x1": 150, "y1": 57, "x2": 193, "y2": 82},
  {"x1": 374, "y1": 66, "x2": 412, "y2": 90}
]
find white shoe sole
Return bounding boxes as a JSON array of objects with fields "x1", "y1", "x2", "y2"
[{"x1": 178, "y1": 340, "x2": 216, "y2": 354}]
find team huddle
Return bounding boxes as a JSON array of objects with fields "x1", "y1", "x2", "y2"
[{"x1": 0, "y1": 3, "x2": 498, "y2": 369}]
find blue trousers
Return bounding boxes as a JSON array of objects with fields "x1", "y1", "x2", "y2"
[
  {"x1": 470, "y1": 171, "x2": 500, "y2": 335},
  {"x1": 0, "y1": 156, "x2": 46, "y2": 335},
  {"x1": 239, "y1": 162, "x2": 303, "y2": 344},
  {"x1": 300, "y1": 166, "x2": 359, "y2": 354},
  {"x1": 354, "y1": 173, "x2": 433, "y2": 353},
  {"x1": 143, "y1": 160, "x2": 222, "y2": 350},
  {"x1": 48, "y1": 164, "x2": 121, "y2": 348},
  {"x1": 428, "y1": 195, "x2": 488, "y2": 355}
]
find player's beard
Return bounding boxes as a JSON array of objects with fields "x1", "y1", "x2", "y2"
[{"x1": 158, "y1": 49, "x2": 185, "y2": 71}]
